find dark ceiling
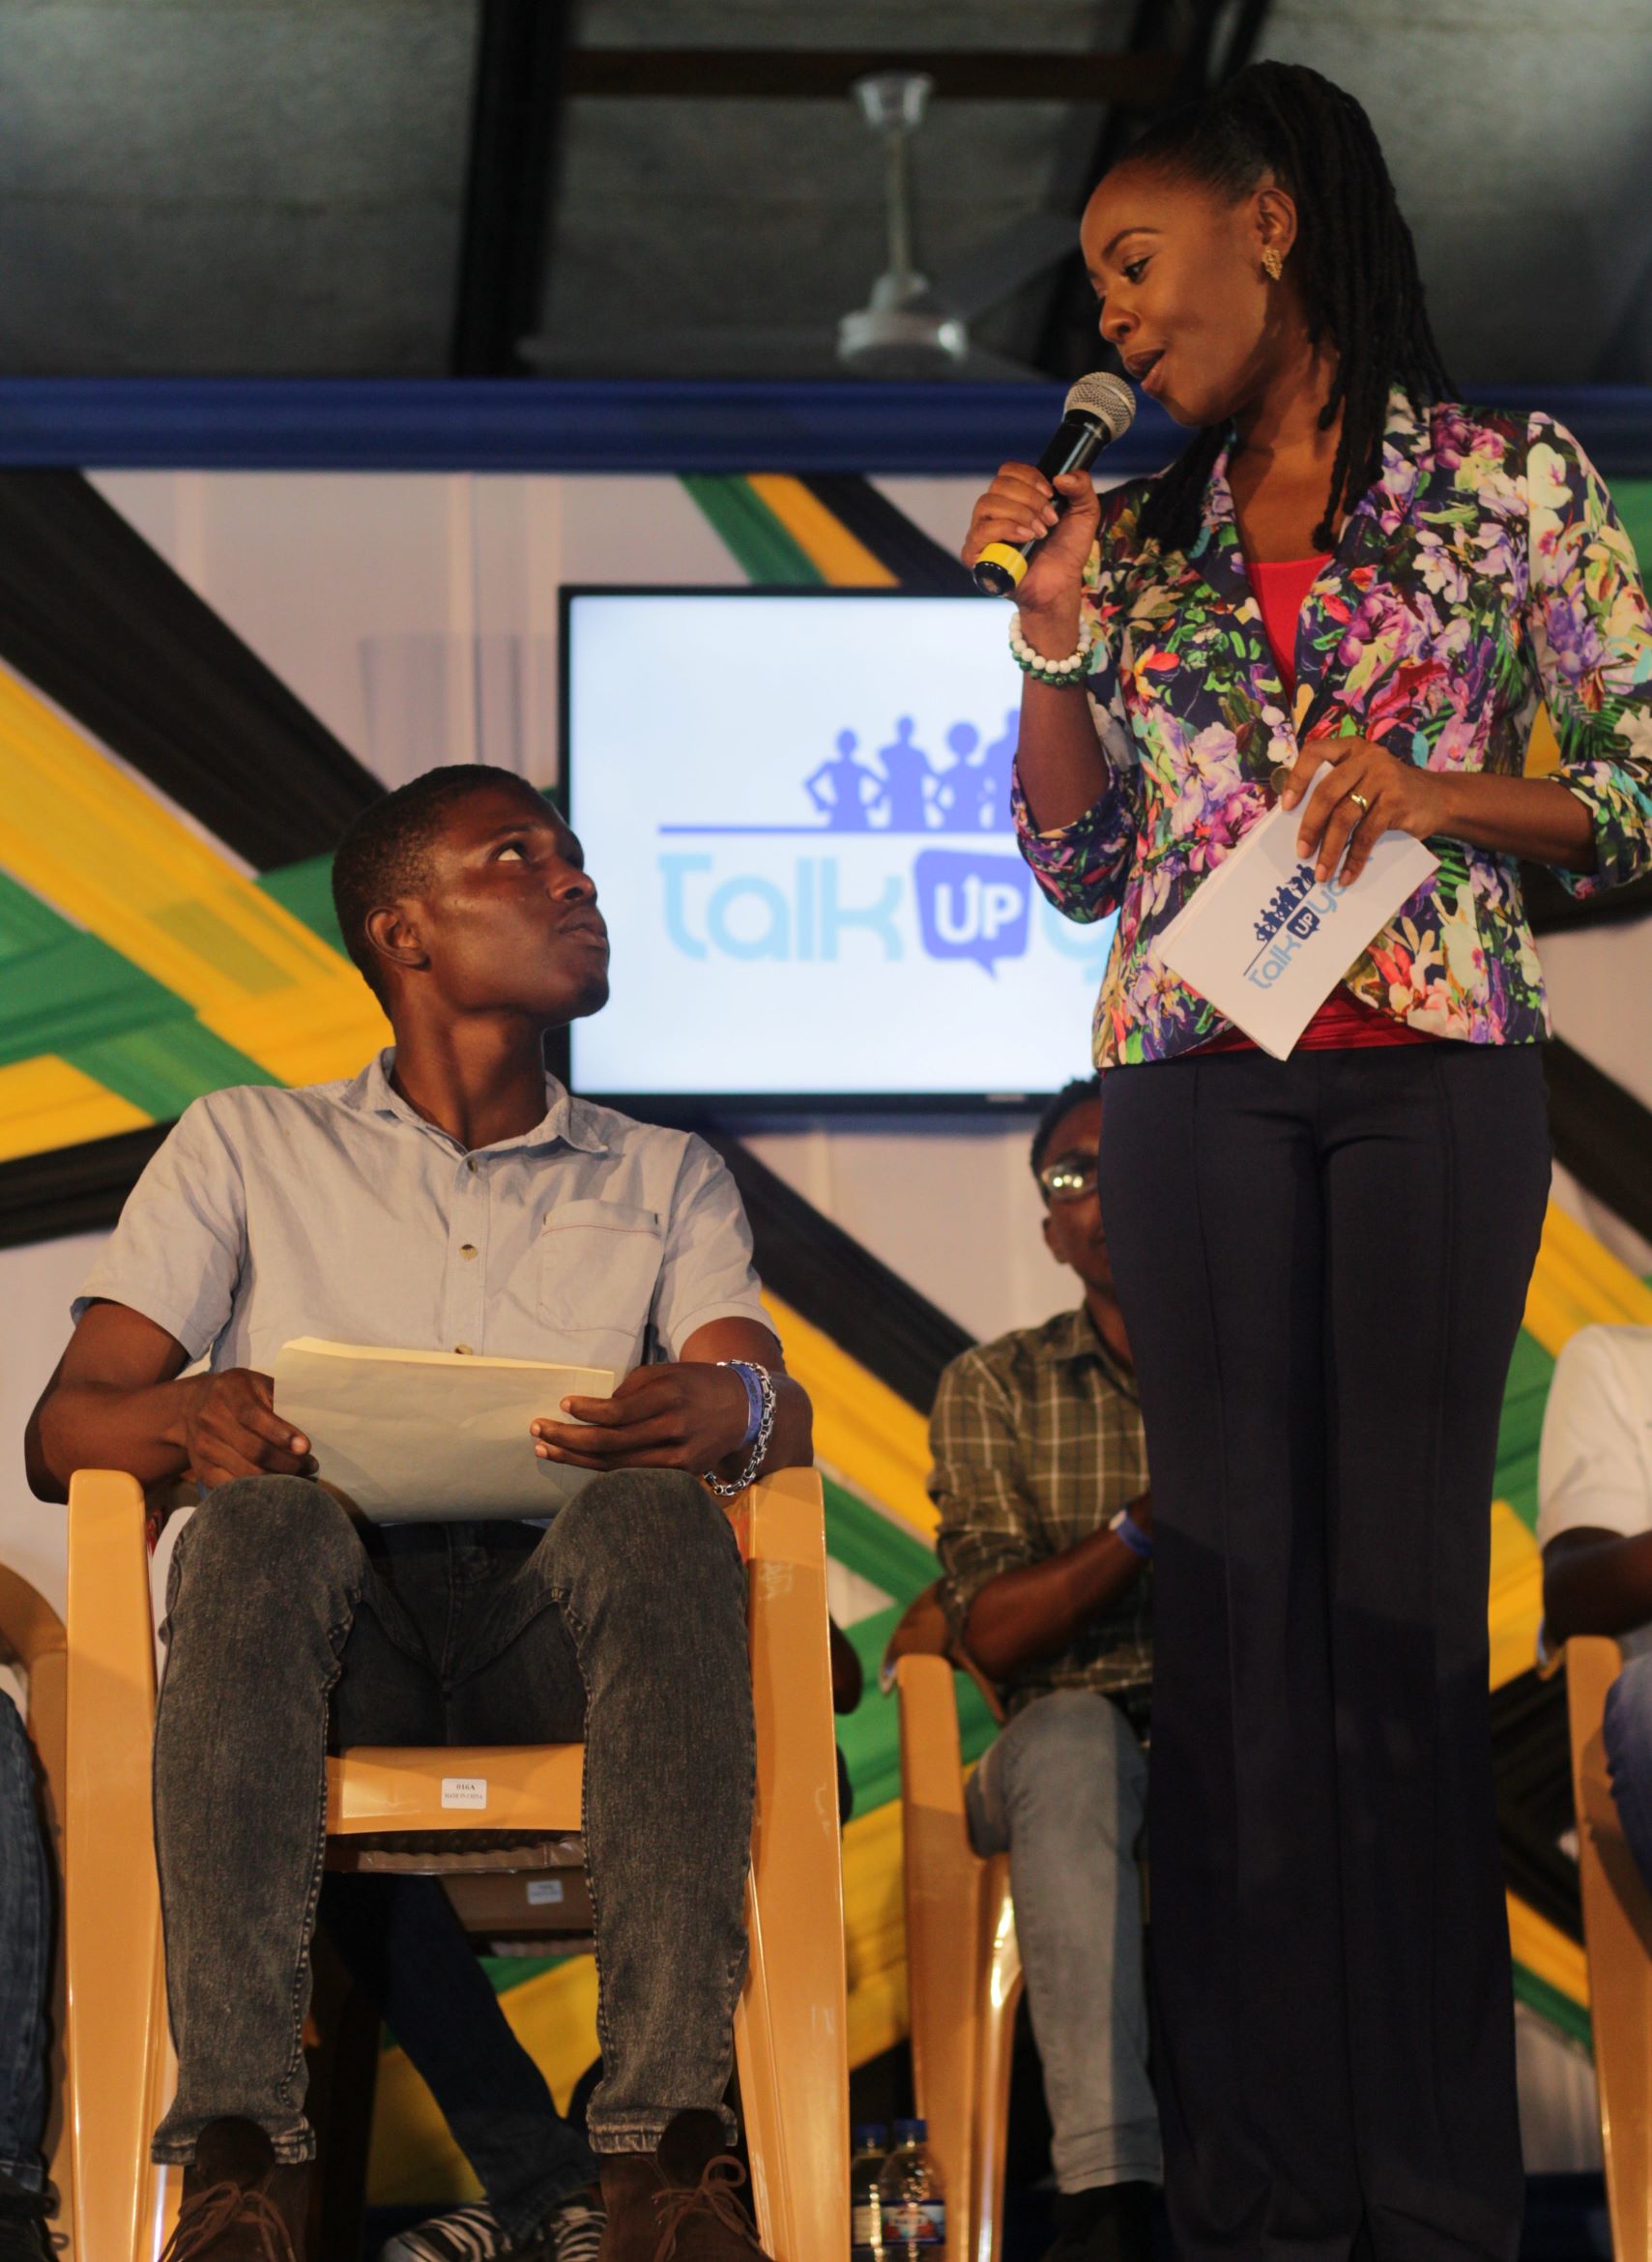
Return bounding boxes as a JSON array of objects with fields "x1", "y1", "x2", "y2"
[{"x1": 2, "y1": 0, "x2": 1650, "y2": 388}]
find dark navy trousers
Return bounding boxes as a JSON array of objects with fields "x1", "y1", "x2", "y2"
[{"x1": 1099, "y1": 1041, "x2": 1551, "y2": 2262}]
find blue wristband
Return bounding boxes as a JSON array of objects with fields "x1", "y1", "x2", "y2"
[
  {"x1": 1111, "y1": 1506, "x2": 1153, "y2": 1561},
  {"x1": 722, "y1": 1361, "x2": 765, "y2": 1450}
]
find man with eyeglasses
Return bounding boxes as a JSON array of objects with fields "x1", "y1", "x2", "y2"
[{"x1": 927, "y1": 1073, "x2": 1157, "y2": 2262}]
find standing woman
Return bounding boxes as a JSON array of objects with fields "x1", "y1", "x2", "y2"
[{"x1": 964, "y1": 62, "x2": 1652, "y2": 2262}]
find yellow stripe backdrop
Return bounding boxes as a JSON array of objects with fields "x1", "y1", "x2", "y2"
[
  {"x1": 0, "y1": 1057, "x2": 149, "y2": 1163},
  {"x1": 1508, "y1": 1893, "x2": 1590, "y2": 2010},
  {"x1": 761, "y1": 1292, "x2": 937, "y2": 1538},
  {"x1": 0, "y1": 658, "x2": 389, "y2": 1096},
  {"x1": 1523, "y1": 1199, "x2": 1652, "y2": 1352},
  {"x1": 744, "y1": 477, "x2": 899, "y2": 588}
]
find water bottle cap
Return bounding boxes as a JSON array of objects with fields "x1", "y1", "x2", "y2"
[
  {"x1": 853, "y1": 2124, "x2": 886, "y2": 2147},
  {"x1": 893, "y1": 2117, "x2": 926, "y2": 2142}
]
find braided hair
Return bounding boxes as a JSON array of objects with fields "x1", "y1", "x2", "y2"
[{"x1": 1119, "y1": 63, "x2": 1454, "y2": 555}]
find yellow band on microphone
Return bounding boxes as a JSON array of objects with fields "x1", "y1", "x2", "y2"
[{"x1": 976, "y1": 541, "x2": 1029, "y2": 588}]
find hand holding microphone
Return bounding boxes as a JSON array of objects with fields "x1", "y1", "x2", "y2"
[
  {"x1": 962, "y1": 374, "x2": 1137, "y2": 831},
  {"x1": 961, "y1": 372, "x2": 1136, "y2": 624}
]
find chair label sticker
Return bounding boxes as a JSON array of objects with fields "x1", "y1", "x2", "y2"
[
  {"x1": 526, "y1": 1877, "x2": 566, "y2": 1905},
  {"x1": 441, "y1": 1777, "x2": 488, "y2": 1810}
]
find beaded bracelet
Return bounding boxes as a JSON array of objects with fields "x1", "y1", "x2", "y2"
[
  {"x1": 1008, "y1": 611, "x2": 1094, "y2": 686},
  {"x1": 702, "y1": 1361, "x2": 778, "y2": 1498}
]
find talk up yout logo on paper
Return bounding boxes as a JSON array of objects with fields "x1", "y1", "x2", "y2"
[{"x1": 656, "y1": 712, "x2": 1044, "y2": 978}]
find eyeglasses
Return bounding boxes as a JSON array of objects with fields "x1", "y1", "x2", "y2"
[{"x1": 1038, "y1": 1150, "x2": 1098, "y2": 1204}]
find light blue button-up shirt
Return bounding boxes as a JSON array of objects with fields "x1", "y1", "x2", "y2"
[{"x1": 75, "y1": 1051, "x2": 770, "y2": 1382}]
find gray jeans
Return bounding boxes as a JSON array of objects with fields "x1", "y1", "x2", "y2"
[
  {"x1": 0, "y1": 1696, "x2": 50, "y2": 2194},
  {"x1": 967, "y1": 1688, "x2": 1160, "y2": 2194},
  {"x1": 151, "y1": 1469, "x2": 755, "y2": 2165}
]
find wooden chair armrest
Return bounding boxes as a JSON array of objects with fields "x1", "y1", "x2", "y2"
[
  {"x1": 896, "y1": 1653, "x2": 969, "y2": 1820},
  {"x1": 717, "y1": 1464, "x2": 848, "y2": 2258},
  {"x1": 1567, "y1": 1634, "x2": 1629, "y2": 1840},
  {"x1": 725, "y1": 1463, "x2": 823, "y2": 1569},
  {"x1": 64, "y1": 1469, "x2": 169, "y2": 2262},
  {"x1": 65, "y1": 1466, "x2": 157, "y2": 1848}
]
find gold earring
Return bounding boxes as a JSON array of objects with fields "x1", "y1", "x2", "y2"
[{"x1": 1262, "y1": 247, "x2": 1284, "y2": 281}]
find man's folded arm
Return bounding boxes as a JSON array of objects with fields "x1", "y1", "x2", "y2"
[
  {"x1": 931, "y1": 1353, "x2": 1145, "y2": 1685},
  {"x1": 29, "y1": 1092, "x2": 258, "y2": 1502},
  {"x1": 532, "y1": 1316, "x2": 813, "y2": 1481},
  {"x1": 1538, "y1": 1331, "x2": 1652, "y2": 1645},
  {"x1": 27, "y1": 1301, "x2": 320, "y2": 1503},
  {"x1": 1543, "y1": 1526, "x2": 1652, "y2": 1646},
  {"x1": 680, "y1": 1316, "x2": 813, "y2": 1476},
  {"x1": 29, "y1": 1301, "x2": 204, "y2": 1502},
  {"x1": 529, "y1": 1136, "x2": 812, "y2": 1483}
]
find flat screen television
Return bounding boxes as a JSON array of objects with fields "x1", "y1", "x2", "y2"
[{"x1": 562, "y1": 588, "x2": 1117, "y2": 1110}]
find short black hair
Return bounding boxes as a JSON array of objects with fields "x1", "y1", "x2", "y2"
[
  {"x1": 1030, "y1": 1074, "x2": 1103, "y2": 1185},
  {"x1": 1118, "y1": 62, "x2": 1454, "y2": 555},
  {"x1": 331, "y1": 764, "x2": 545, "y2": 1000}
]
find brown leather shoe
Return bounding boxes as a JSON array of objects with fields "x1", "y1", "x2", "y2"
[
  {"x1": 160, "y1": 2120, "x2": 309, "y2": 2262},
  {"x1": 597, "y1": 2113, "x2": 770, "y2": 2262}
]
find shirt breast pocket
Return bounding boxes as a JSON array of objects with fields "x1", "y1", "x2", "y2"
[{"x1": 539, "y1": 1200, "x2": 664, "y2": 1343}]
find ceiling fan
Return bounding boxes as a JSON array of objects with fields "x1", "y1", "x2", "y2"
[{"x1": 520, "y1": 71, "x2": 1076, "y2": 382}]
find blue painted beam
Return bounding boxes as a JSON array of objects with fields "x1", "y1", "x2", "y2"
[{"x1": 2, "y1": 377, "x2": 1652, "y2": 477}]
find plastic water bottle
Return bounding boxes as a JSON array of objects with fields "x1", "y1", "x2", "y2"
[
  {"x1": 877, "y1": 2119, "x2": 946, "y2": 2255},
  {"x1": 851, "y1": 2123, "x2": 888, "y2": 2259}
]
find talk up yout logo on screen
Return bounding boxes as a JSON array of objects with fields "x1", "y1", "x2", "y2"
[{"x1": 656, "y1": 711, "x2": 1040, "y2": 976}]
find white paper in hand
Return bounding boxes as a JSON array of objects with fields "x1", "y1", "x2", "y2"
[
  {"x1": 1157, "y1": 780, "x2": 1438, "y2": 1059},
  {"x1": 274, "y1": 1338, "x2": 616, "y2": 1522}
]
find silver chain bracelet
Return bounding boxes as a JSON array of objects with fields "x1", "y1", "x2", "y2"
[{"x1": 701, "y1": 1362, "x2": 778, "y2": 1498}]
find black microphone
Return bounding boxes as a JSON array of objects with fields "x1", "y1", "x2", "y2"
[{"x1": 972, "y1": 371, "x2": 1137, "y2": 598}]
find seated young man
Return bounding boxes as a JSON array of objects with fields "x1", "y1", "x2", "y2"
[
  {"x1": 1538, "y1": 1321, "x2": 1652, "y2": 1888},
  {"x1": 928, "y1": 1076, "x2": 1158, "y2": 2262},
  {"x1": 26, "y1": 765, "x2": 811, "y2": 2262}
]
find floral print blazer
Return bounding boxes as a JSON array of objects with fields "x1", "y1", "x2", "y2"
[{"x1": 1013, "y1": 390, "x2": 1652, "y2": 1067}]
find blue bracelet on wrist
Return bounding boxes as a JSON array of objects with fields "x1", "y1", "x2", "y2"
[
  {"x1": 1110, "y1": 1506, "x2": 1153, "y2": 1561},
  {"x1": 722, "y1": 1361, "x2": 765, "y2": 1450},
  {"x1": 704, "y1": 1362, "x2": 777, "y2": 1498}
]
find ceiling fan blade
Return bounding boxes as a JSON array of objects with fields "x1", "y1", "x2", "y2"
[{"x1": 919, "y1": 210, "x2": 1080, "y2": 324}]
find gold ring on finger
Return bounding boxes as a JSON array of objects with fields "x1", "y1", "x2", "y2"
[{"x1": 1348, "y1": 790, "x2": 1371, "y2": 812}]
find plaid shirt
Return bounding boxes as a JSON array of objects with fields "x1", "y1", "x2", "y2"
[{"x1": 929, "y1": 1304, "x2": 1152, "y2": 1713}]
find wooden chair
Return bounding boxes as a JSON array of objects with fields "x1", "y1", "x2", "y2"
[
  {"x1": 0, "y1": 1560, "x2": 71, "y2": 2249},
  {"x1": 1565, "y1": 1635, "x2": 1652, "y2": 2261},
  {"x1": 63, "y1": 1465, "x2": 848, "y2": 2262},
  {"x1": 895, "y1": 1652, "x2": 1021, "y2": 2262}
]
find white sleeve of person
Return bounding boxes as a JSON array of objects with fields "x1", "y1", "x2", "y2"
[
  {"x1": 72, "y1": 1094, "x2": 247, "y2": 1359},
  {"x1": 1537, "y1": 1325, "x2": 1652, "y2": 1549},
  {"x1": 649, "y1": 1135, "x2": 772, "y2": 1360}
]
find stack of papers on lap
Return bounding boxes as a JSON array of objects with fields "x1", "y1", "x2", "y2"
[
  {"x1": 1157, "y1": 790, "x2": 1437, "y2": 1060},
  {"x1": 274, "y1": 1338, "x2": 616, "y2": 1522}
]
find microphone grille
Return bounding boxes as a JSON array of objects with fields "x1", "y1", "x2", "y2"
[{"x1": 1064, "y1": 370, "x2": 1137, "y2": 440}]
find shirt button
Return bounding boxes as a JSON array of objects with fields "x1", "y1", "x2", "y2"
[
  {"x1": 454, "y1": 1344, "x2": 475, "y2": 1356},
  {"x1": 460, "y1": 1243, "x2": 478, "y2": 1261}
]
